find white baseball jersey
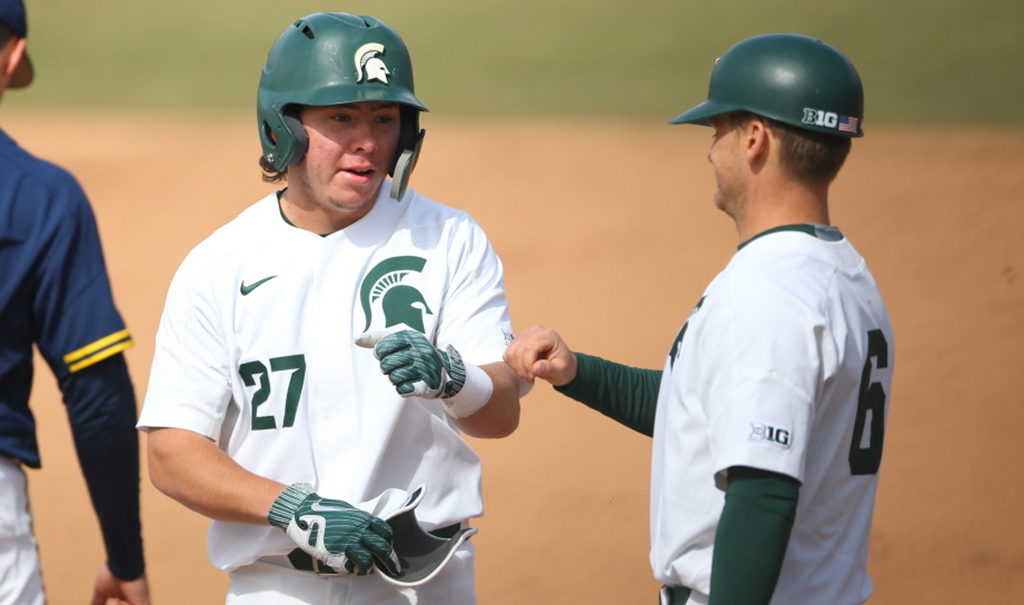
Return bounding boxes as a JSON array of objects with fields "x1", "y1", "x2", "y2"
[
  {"x1": 650, "y1": 225, "x2": 894, "y2": 604},
  {"x1": 138, "y1": 180, "x2": 514, "y2": 572}
]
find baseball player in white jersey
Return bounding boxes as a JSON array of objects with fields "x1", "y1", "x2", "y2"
[
  {"x1": 137, "y1": 13, "x2": 521, "y2": 604},
  {"x1": 504, "y1": 34, "x2": 893, "y2": 604}
]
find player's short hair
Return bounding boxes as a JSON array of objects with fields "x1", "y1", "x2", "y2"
[{"x1": 728, "y1": 112, "x2": 851, "y2": 185}]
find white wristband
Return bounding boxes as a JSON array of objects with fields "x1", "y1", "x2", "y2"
[{"x1": 441, "y1": 362, "x2": 493, "y2": 419}]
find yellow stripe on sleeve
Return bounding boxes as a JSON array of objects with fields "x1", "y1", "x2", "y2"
[{"x1": 63, "y1": 330, "x2": 134, "y2": 373}]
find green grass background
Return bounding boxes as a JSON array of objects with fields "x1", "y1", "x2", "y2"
[{"x1": 8, "y1": 0, "x2": 1024, "y2": 125}]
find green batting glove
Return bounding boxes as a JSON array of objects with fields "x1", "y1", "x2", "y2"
[
  {"x1": 356, "y1": 330, "x2": 495, "y2": 418},
  {"x1": 360, "y1": 330, "x2": 467, "y2": 399},
  {"x1": 268, "y1": 483, "x2": 399, "y2": 576}
]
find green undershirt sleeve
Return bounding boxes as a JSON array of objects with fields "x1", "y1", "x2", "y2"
[
  {"x1": 710, "y1": 466, "x2": 800, "y2": 605},
  {"x1": 553, "y1": 352, "x2": 661, "y2": 437}
]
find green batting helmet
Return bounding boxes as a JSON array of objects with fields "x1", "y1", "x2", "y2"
[
  {"x1": 257, "y1": 13, "x2": 428, "y2": 188},
  {"x1": 670, "y1": 33, "x2": 864, "y2": 138}
]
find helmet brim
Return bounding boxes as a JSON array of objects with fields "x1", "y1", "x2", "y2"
[
  {"x1": 301, "y1": 85, "x2": 427, "y2": 113},
  {"x1": 668, "y1": 99, "x2": 738, "y2": 126}
]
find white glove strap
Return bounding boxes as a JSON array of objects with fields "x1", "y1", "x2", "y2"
[{"x1": 440, "y1": 362, "x2": 492, "y2": 419}]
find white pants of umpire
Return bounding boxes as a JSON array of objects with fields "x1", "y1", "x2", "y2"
[
  {"x1": 227, "y1": 542, "x2": 476, "y2": 605},
  {"x1": 0, "y1": 457, "x2": 45, "y2": 605}
]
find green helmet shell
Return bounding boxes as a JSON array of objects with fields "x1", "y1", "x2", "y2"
[
  {"x1": 257, "y1": 13, "x2": 428, "y2": 170},
  {"x1": 670, "y1": 34, "x2": 864, "y2": 138}
]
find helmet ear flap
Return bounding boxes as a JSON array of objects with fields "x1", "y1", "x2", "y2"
[
  {"x1": 389, "y1": 105, "x2": 424, "y2": 201},
  {"x1": 390, "y1": 105, "x2": 420, "y2": 177},
  {"x1": 282, "y1": 113, "x2": 309, "y2": 166},
  {"x1": 390, "y1": 128, "x2": 424, "y2": 201},
  {"x1": 260, "y1": 111, "x2": 309, "y2": 171}
]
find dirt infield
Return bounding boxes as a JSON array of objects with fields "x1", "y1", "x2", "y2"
[{"x1": 10, "y1": 111, "x2": 1023, "y2": 604}]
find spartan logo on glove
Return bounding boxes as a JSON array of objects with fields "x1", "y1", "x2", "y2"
[
  {"x1": 355, "y1": 43, "x2": 390, "y2": 84},
  {"x1": 359, "y1": 256, "x2": 431, "y2": 333}
]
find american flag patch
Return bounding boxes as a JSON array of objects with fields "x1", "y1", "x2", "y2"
[{"x1": 838, "y1": 115, "x2": 859, "y2": 133}]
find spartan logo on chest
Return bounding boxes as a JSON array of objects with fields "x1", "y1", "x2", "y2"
[
  {"x1": 355, "y1": 43, "x2": 390, "y2": 85},
  {"x1": 359, "y1": 256, "x2": 431, "y2": 333},
  {"x1": 668, "y1": 296, "x2": 706, "y2": 369}
]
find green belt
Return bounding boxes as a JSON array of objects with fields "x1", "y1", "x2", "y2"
[
  {"x1": 660, "y1": 585, "x2": 692, "y2": 604},
  {"x1": 287, "y1": 523, "x2": 463, "y2": 576}
]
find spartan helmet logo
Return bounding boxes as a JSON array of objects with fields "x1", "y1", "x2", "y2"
[
  {"x1": 359, "y1": 256, "x2": 431, "y2": 333},
  {"x1": 355, "y1": 42, "x2": 390, "y2": 85}
]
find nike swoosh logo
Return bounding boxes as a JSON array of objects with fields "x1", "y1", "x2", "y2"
[
  {"x1": 310, "y1": 501, "x2": 354, "y2": 513},
  {"x1": 240, "y1": 276, "x2": 277, "y2": 296}
]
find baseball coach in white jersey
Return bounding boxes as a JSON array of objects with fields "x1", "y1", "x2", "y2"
[
  {"x1": 138, "y1": 13, "x2": 522, "y2": 605},
  {"x1": 504, "y1": 34, "x2": 893, "y2": 605}
]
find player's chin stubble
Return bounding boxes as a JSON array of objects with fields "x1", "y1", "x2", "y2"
[
  {"x1": 293, "y1": 166, "x2": 381, "y2": 216},
  {"x1": 713, "y1": 174, "x2": 746, "y2": 220}
]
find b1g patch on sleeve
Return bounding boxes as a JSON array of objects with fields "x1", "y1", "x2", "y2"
[{"x1": 750, "y1": 422, "x2": 792, "y2": 449}]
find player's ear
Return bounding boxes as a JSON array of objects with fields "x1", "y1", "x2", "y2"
[
  {"x1": 1, "y1": 37, "x2": 27, "y2": 81},
  {"x1": 744, "y1": 118, "x2": 772, "y2": 165}
]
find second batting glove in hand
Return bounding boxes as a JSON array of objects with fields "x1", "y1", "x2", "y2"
[{"x1": 268, "y1": 483, "x2": 399, "y2": 576}]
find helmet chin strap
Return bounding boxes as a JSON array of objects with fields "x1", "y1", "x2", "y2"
[{"x1": 390, "y1": 129, "x2": 425, "y2": 201}]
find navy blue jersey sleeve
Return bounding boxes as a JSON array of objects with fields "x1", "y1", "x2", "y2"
[
  {"x1": 2, "y1": 146, "x2": 145, "y2": 580},
  {"x1": 61, "y1": 355, "x2": 146, "y2": 580},
  {"x1": 31, "y1": 172, "x2": 132, "y2": 376}
]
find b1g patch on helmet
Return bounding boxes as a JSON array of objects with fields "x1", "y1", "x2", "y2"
[
  {"x1": 356, "y1": 43, "x2": 391, "y2": 84},
  {"x1": 360, "y1": 256, "x2": 431, "y2": 333},
  {"x1": 802, "y1": 108, "x2": 860, "y2": 134},
  {"x1": 750, "y1": 422, "x2": 792, "y2": 449}
]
